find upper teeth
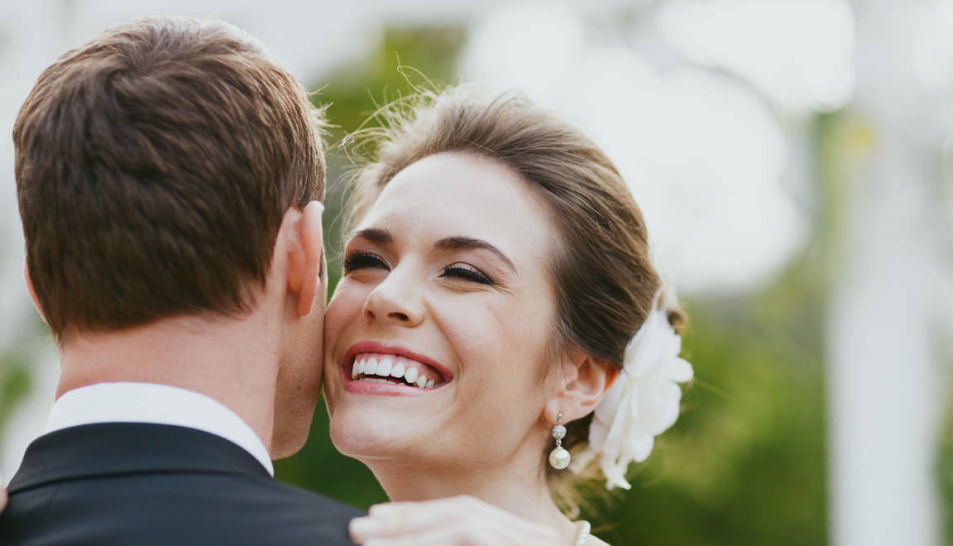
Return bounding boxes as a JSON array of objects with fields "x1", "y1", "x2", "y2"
[{"x1": 351, "y1": 353, "x2": 438, "y2": 389}]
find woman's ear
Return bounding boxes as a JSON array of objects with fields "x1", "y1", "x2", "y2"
[{"x1": 544, "y1": 349, "x2": 620, "y2": 425}]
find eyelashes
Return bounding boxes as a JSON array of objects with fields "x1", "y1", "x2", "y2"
[
  {"x1": 343, "y1": 251, "x2": 389, "y2": 272},
  {"x1": 343, "y1": 251, "x2": 494, "y2": 286},
  {"x1": 441, "y1": 263, "x2": 493, "y2": 285}
]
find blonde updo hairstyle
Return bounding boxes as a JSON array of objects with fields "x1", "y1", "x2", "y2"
[{"x1": 346, "y1": 87, "x2": 685, "y2": 496}]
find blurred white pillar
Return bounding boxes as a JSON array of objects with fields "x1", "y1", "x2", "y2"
[{"x1": 829, "y1": 2, "x2": 944, "y2": 546}]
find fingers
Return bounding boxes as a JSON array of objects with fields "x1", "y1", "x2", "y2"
[
  {"x1": 354, "y1": 520, "x2": 497, "y2": 546},
  {"x1": 358, "y1": 528, "x2": 479, "y2": 546},
  {"x1": 350, "y1": 500, "x2": 450, "y2": 542},
  {"x1": 359, "y1": 529, "x2": 482, "y2": 546},
  {"x1": 349, "y1": 495, "x2": 559, "y2": 546}
]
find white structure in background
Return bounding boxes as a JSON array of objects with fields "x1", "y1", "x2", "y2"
[{"x1": 828, "y1": 1, "x2": 952, "y2": 545}]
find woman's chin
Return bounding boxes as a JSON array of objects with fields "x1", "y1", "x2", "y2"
[{"x1": 329, "y1": 410, "x2": 421, "y2": 461}]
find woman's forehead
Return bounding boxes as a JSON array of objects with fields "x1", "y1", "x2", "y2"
[{"x1": 362, "y1": 152, "x2": 557, "y2": 257}]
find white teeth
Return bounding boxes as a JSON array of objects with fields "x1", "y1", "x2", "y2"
[
  {"x1": 350, "y1": 354, "x2": 443, "y2": 389},
  {"x1": 377, "y1": 356, "x2": 393, "y2": 376}
]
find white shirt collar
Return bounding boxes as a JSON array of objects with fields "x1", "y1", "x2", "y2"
[{"x1": 45, "y1": 382, "x2": 274, "y2": 476}]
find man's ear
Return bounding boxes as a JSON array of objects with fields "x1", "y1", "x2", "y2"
[
  {"x1": 24, "y1": 262, "x2": 47, "y2": 325},
  {"x1": 544, "y1": 349, "x2": 620, "y2": 425},
  {"x1": 284, "y1": 200, "x2": 324, "y2": 317}
]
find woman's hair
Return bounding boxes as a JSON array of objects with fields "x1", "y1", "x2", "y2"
[{"x1": 345, "y1": 87, "x2": 684, "y2": 496}]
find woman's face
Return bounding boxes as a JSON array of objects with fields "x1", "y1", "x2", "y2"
[{"x1": 323, "y1": 152, "x2": 562, "y2": 472}]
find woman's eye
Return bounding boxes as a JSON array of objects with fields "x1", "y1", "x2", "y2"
[
  {"x1": 441, "y1": 263, "x2": 493, "y2": 285},
  {"x1": 343, "y1": 252, "x2": 389, "y2": 273}
]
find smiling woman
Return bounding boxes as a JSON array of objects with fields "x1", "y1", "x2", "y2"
[{"x1": 323, "y1": 88, "x2": 693, "y2": 545}]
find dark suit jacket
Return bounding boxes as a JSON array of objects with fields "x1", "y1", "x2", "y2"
[{"x1": 0, "y1": 422, "x2": 363, "y2": 545}]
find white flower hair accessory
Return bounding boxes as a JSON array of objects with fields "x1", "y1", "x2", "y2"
[{"x1": 569, "y1": 289, "x2": 693, "y2": 490}]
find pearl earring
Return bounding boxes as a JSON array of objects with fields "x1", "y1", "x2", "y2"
[{"x1": 549, "y1": 412, "x2": 571, "y2": 470}]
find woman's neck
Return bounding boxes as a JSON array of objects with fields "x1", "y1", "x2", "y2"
[{"x1": 366, "y1": 443, "x2": 580, "y2": 540}]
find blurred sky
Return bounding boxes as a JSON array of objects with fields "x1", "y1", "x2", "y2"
[{"x1": 0, "y1": 0, "x2": 864, "y2": 298}]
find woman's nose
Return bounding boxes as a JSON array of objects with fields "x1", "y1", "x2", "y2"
[{"x1": 361, "y1": 265, "x2": 425, "y2": 327}]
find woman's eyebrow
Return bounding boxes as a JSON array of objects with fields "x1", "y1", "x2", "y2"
[
  {"x1": 349, "y1": 227, "x2": 393, "y2": 245},
  {"x1": 434, "y1": 236, "x2": 517, "y2": 273}
]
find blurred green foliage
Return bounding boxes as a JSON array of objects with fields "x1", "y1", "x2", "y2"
[
  {"x1": 276, "y1": 24, "x2": 829, "y2": 545},
  {"x1": 939, "y1": 347, "x2": 953, "y2": 545},
  {"x1": 0, "y1": 356, "x2": 32, "y2": 441},
  {"x1": 594, "y1": 259, "x2": 827, "y2": 545},
  {"x1": 942, "y1": 409, "x2": 953, "y2": 545}
]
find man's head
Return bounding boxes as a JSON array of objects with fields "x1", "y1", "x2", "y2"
[{"x1": 15, "y1": 17, "x2": 326, "y2": 456}]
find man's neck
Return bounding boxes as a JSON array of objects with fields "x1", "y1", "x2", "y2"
[{"x1": 56, "y1": 312, "x2": 280, "y2": 456}]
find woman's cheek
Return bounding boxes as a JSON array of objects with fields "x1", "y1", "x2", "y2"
[
  {"x1": 434, "y1": 299, "x2": 506, "y2": 359},
  {"x1": 326, "y1": 282, "x2": 368, "y2": 333}
]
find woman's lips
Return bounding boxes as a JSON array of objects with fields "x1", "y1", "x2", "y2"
[{"x1": 341, "y1": 341, "x2": 453, "y2": 396}]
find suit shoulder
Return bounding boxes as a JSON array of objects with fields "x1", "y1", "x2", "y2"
[
  {"x1": 3, "y1": 472, "x2": 364, "y2": 546},
  {"x1": 195, "y1": 474, "x2": 366, "y2": 542},
  {"x1": 221, "y1": 478, "x2": 365, "y2": 545},
  {"x1": 265, "y1": 478, "x2": 366, "y2": 519}
]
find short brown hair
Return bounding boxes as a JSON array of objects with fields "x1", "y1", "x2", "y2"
[
  {"x1": 347, "y1": 88, "x2": 685, "y2": 489},
  {"x1": 15, "y1": 17, "x2": 324, "y2": 339}
]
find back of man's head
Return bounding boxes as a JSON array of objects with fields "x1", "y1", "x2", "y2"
[{"x1": 15, "y1": 17, "x2": 324, "y2": 340}]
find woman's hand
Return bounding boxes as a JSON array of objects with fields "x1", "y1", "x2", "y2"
[{"x1": 349, "y1": 495, "x2": 560, "y2": 546}]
